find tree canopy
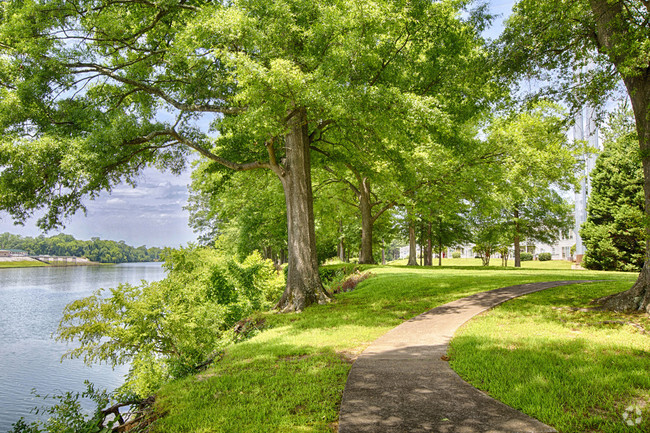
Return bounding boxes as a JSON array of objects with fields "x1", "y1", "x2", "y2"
[
  {"x1": 0, "y1": 232, "x2": 162, "y2": 263},
  {"x1": 0, "y1": 0, "x2": 495, "y2": 311},
  {"x1": 486, "y1": 103, "x2": 577, "y2": 266}
]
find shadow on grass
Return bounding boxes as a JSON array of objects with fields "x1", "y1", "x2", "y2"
[
  {"x1": 449, "y1": 280, "x2": 649, "y2": 433},
  {"x1": 155, "y1": 341, "x2": 349, "y2": 433},
  {"x1": 450, "y1": 335, "x2": 650, "y2": 433},
  {"x1": 271, "y1": 272, "x2": 625, "y2": 334}
]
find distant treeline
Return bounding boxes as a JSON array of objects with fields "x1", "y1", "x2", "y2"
[{"x1": 0, "y1": 233, "x2": 164, "y2": 263}]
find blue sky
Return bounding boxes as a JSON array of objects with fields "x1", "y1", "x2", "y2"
[{"x1": 0, "y1": 1, "x2": 516, "y2": 249}]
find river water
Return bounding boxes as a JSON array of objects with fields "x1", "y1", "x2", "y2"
[{"x1": 0, "y1": 263, "x2": 166, "y2": 432}]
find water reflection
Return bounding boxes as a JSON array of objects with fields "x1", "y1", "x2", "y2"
[{"x1": 0, "y1": 263, "x2": 166, "y2": 431}]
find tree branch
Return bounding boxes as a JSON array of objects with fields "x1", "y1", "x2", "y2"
[
  {"x1": 266, "y1": 138, "x2": 286, "y2": 177},
  {"x1": 64, "y1": 62, "x2": 244, "y2": 114},
  {"x1": 371, "y1": 200, "x2": 397, "y2": 223},
  {"x1": 369, "y1": 28, "x2": 414, "y2": 87},
  {"x1": 320, "y1": 164, "x2": 360, "y2": 196},
  {"x1": 169, "y1": 130, "x2": 271, "y2": 172}
]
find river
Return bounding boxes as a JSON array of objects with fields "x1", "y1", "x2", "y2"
[{"x1": 0, "y1": 263, "x2": 166, "y2": 432}]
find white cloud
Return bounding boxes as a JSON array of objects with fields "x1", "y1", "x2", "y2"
[{"x1": 0, "y1": 167, "x2": 197, "y2": 248}]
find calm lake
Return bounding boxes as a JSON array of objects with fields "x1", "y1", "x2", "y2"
[{"x1": 0, "y1": 263, "x2": 166, "y2": 432}]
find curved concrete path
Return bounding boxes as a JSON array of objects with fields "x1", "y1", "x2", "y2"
[{"x1": 338, "y1": 280, "x2": 595, "y2": 433}]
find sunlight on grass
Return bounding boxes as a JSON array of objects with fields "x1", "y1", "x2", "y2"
[
  {"x1": 0, "y1": 260, "x2": 49, "y2": 268},
  {"x1": 153, "y1": 266, "x2": 642, "y2": 432},
  {"x1": 387, "y1": 257, "x2": 574, "y2": 269},
  {"x1": 450, "y1": 279, "x2": 649, "y2": 433}
]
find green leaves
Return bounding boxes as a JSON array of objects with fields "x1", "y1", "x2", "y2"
[
  {"x1": 581, "y1": 106, "x2": 645, "y2": 271},
  {"x1": 55, "y1": 245, "x2": 284, "y2": 397}
]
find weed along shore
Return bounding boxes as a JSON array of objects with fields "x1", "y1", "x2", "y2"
[{"x1": 146, "y1": 265, "x2": 647, "y2": 433}]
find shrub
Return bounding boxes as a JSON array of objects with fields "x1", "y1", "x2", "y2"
[
  {"x1": 332, "y1": 271, "x2": 373, "y2": 294},
  {"x1": 538, "y1": 252, "x2": 552, "y2": 261},
  {"x1": 55, "y1": 245, "x2": 284, "y2": 397},
  {"x1": 520, "y1": 252, "x2": 533, "y2": 261},
  {"x1": 318, "y1": 263, "x2": 357, "y2": 284},
  {"x1": 452, "y1": 252, "x2": 461, "y2": 259},
  {"x1": 10, "y1": 382, "x2": 115, "y2": 433}
]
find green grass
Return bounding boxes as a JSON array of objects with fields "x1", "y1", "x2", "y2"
[
  {"x1": 152, "y1": 266, "x2": 643, "y2": 432},
  {"x1": 450, "y1": 280, "x2": 649, "y2": 433},
  {"x1": 387, "y1": 257, "x2": 574, "y2": 269},
  {"x1": 0, "y1": 260, "x2": 49, "y2": 268}
]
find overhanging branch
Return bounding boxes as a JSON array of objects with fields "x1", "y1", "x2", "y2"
[
  {"x1": 64, "y1": 62, "x2": 245, "y2": 115},
  {"x1": 169, "y1": 130, "x2": 271, "y2": 172}
]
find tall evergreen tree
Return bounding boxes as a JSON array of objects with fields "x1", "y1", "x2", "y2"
[{"x1": 582, "y1": 107, "x2": 645, "y2": 271}]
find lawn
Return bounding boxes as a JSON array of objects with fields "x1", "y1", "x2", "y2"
[
  {"x1": 387, "y1": 257, "x2": 574, "y2": 269},
  {"x1": 152, "y1": 266, "x2": 644, "y2": 433},
  {"x1": 450, "y1": 280, "x2": 650, "y2": 433},
  {"x1": 0, "y1": 260, "x2": 49, "y2": 268}
]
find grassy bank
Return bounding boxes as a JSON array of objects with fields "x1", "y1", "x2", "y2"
[
  {"x1": 151, "y1": 266, "x2": 642, "y2": 432},
  {"x1": 0, "y1": 260, "x2": 49, "y2": 268}
]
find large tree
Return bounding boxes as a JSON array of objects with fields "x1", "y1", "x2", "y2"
[
  {"x1": 0, "y1": 0, "x2": 487, "y2": 311},
  {"x1": 500, "y1": 0, "x2": 650, "y2": 312},
  {"x1": 188, "y1": 166, "x2": 288, "y2": 262}
]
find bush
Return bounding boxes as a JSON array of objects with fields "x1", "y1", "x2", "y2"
[
  {"x1": 333, "y1": 271, "x2": 373, "y2": 294},
  {"x1": 538, "y1": 252, "x2": 552, "y2": 261},
  {"x1": 10, "y1": 382, "x2": 115, "y2": 433},
  {"x1": 55, "y1": 245, "x2": 285, "y2": 397},
  {"x1": 452, "y1": 252, "x2": 461, "y2": 259},
  {"x1": 319, "y1": 263, "x2": 357, "y2": 287},
  {"x1": 520, "y1": 252, "x2": 533, "y2": 261}
]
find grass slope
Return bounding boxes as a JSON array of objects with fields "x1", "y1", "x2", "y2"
[
  {"x1": 152, "y1": 266, "x2": 643, "y2": 433},
  {"x1": 0, "y1": 260, "x2": 48, "y2": 268}
]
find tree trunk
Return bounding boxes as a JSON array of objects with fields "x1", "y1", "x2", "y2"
[
  {"x1": 275, "y1": 109, "x2": 331, "y2": 312},
  {"x1": 338, "y1": 219, "x2": 346, "y2": 262},
  {"x1": 588, "y1": 0, "x2": 650, "y2": 313},
  {"x1": 424, "y1": 221, "x2": 433, "y2": 266},
  {"x1": 514, "y1": 207, "x2": 521, "y2": 268},
  {"x1": 438, "y1": 240, "x2": 443, "y2": 267},
  {"x1": 358, "y1": 178, "x2": 376, "y2": 264},
  {"x1": 407, "y1": 211, "x2": 418, "y2": 266}
]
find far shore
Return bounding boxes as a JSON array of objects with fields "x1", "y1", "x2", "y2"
[{"x1": 0, "y1": 257, "x2": 101, "y2": 268}]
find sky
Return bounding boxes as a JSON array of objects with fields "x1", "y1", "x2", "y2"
[
  {"x1": 0, "y1": 1, "x2": 517, "y2": 249},
  {"x1": 0, "y1": 168, "x2": 196, "y2": 248}
]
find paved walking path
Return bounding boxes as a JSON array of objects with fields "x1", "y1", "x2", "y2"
[{"x1": 338, "y1": 280, "x2": 595, "y2": 433}]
